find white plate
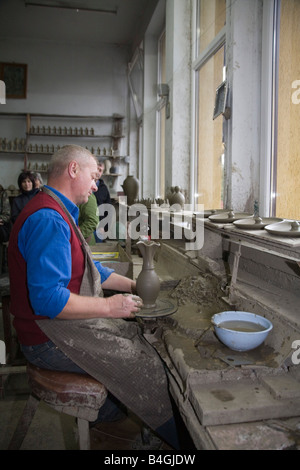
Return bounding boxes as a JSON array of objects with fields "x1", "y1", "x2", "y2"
[
  {"x1": 195, "y1": 209, "x2": 224, "y2": 218},
  {"x1": 265, "y1": 220, "x2": 300, "y2": 237},
  {"x1": 233, "y1": 217, "x2": 283, "y2": 230},
  {"x1": 209, "y1": 212, "x2": 253, "y2": 224}
]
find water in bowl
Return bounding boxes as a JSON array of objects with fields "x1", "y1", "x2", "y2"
[{"x1": 217, "y1": 320, "x2": 267, "y2": 332}]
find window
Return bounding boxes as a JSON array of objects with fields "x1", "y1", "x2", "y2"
[
  {"x1": 194, "y1": 0, "x2": 226, "y2": 209},
  {"x1": 272, "y1": 0, "x2": 300, "y2": 219},
  {"x1": 196, "y1": 45, "x2": 225, "y2": 208},
  {"x1": 197, "y1": 0, "x2": 226, "y2": 54}
]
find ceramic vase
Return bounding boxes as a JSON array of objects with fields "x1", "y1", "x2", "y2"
[
  {"x1": 110, "y1": 164, "x2": 118, "y2": 174},
  {"x1": 170, "y1": 186, "x2": 185, "y2": 211},
  {"x1": 136, "y1": 240, "x2": 160, "y2": 309},
  {"x1": 122, "y1": 175, "x2": 139, "y2": 205},
  {"x1": 104, "y1": 159, "x2": 111, "y2": 174},
  {"x1": 167, "y1": 186, "x2": 175, "y2": 205}
]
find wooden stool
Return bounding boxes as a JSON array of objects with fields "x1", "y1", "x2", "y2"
[{"x1": 8, "y1": 363, "x2": 108, "y2": 450}]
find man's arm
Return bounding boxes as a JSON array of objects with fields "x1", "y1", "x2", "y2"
[
  {"x1": 57, "y1": 272, "x2": 140, "y2": 319},
  {"x1": 101, "y1": 272, "x2": 136, "y2": 294},
  {"x1": 57, "y1": 290, "x2": 141, "y2": 319},
  {"x1": 19, "y1": 209, "x2": 141, "y2": 320}
]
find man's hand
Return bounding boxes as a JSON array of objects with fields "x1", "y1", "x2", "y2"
[
  {"x1": 57, "y1": 291, "x2": 143, "y2": 320},
  {"x1": 105, "y1": 294, "x2": 143, "y2": 318}
]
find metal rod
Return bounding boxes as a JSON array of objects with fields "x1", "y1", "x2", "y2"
[{"x1": 24, "y1": 2, "x2": 118, "y2": 15}]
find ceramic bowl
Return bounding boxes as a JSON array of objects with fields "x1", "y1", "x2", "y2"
[{"x1": 211, "y1": 311, "x2": 273, "y2": 352}]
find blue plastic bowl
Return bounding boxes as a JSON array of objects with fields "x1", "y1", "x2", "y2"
[{"x1": 211, "y1": 311, "x2": 273, "y2": 352}]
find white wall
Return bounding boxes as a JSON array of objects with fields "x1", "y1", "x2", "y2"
[
  {"x1": 165, "y1": 0, "x2": 192, "y2": 202},
  {"x1": 0, "y1": 38, "x2": 128, "y2": 115},
  {"x1": 0, "y1": 11, "x2": 132, "y2": 192}
]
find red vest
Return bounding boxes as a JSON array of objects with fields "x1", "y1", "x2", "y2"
[{"x1": 8, "y1": 192, "x2": 85, "y2": 345}]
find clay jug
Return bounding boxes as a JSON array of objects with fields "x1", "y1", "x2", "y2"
[
  {"x1": 122, "y1": 175, "x2": 139, "y2": 205},
  {"x1": 136, "y1": 240, "x2": 160, "y2": 309}
]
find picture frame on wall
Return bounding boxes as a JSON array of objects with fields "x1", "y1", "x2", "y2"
[{"x1": 0, "y1": 62, "x2": 27, "y2": 99}]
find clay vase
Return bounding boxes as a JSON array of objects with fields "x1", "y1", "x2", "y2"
[
  {"x1": 167, "y1": 186, "x2": 175, "y2": 205},
  {"x1": 136, "y1": 240, "x2": 161, "y2": 309},
  {"x1": 171, "y1": 186, "x2": 185, "y2": 210},
  {"x1": 104, "y1": 159, "x2": 111, "y2": 174},
  {"x1": 110, "y1": 164, "x2": 118, "y2": 174},
  {"x1": 122, "y1": 175, "x2": 139, "y2": 205}
]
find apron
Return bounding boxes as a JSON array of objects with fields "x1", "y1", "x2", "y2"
[{"x1": 36, "y1": 187, "x2": 174, "y2": 430}]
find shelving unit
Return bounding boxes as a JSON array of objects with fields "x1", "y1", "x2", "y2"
[{"x1": 0, "y1": 112, "x2": 127, "y2": 189}]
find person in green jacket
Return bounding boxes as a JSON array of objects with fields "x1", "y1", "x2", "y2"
[{"x1": 78, "y1": 192, "x2": 99, "y2": 245}]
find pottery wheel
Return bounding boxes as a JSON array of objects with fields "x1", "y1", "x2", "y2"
[{"x1": 136, "y1": 298, "x2": 177, "y2": 318}]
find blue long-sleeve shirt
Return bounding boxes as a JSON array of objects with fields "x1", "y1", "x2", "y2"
[{"x1": 17, "y1": 185, "x2": 114, "y2": 318}]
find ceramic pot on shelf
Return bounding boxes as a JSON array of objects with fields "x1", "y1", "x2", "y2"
[
  {"x1": 109, "y1": 158, "x2": 118, "y2": 174},
  {"x1": 122, "y1": 175, "x2": 139, "y2": 205},
  {"x1": 110, "y1": 165, "x2": 118, "y2": 174},
  {"x1": 104, "y1": 159, "x2": 112, "y2": 175},
  {"x1": 136, "y1": 240, "x2": 161, "y2": 309}
]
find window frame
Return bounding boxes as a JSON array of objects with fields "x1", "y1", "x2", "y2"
[
  {"x1": 155, "y1": 28, "x2": 167, "y2": 200},
  {"x1": 191, "y1": 0, "x2": 226, "y2": 210}
]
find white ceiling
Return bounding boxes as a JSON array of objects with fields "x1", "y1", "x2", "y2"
[{"x1": 0, "y1": 0, "x2": 160, "y2": 50}]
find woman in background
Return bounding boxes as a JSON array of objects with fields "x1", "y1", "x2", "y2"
[
  {"x1": 32, "y1": 172, "x2": 44, "y2": 189},
  {"x1": 11, "y1": 171, "x2": 39, "y2": 223}
]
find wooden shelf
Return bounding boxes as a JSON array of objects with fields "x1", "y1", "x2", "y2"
[
  {"x1": 0, "y1": 112, "x2": 124, "y2": 119},
  {"x1": 0, "y1": 151, "x2": 26, "y2": 155},
  {"x1": 102, "y1": 173, "x2": 122, "y2": 177},
  {"x1": 0, "y1": 112, "x2": 127, "y2": 173}
]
